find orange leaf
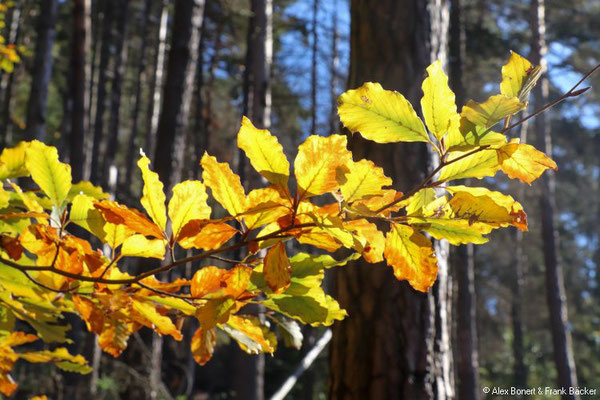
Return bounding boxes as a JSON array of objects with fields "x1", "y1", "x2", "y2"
[
  {"x1": 191, "y1": 327, "x2": 216, "y2": 365},
  {"x1": 94, "y1": 200, "x2": 164, "y2": 239},
  {"x1": 191, "y1": 265, "x2": 252, "y2": 299},
  {"x1": 177, "y1": 221, "x2": 237, "y2": 250},
  {"x1": 263, "y1": 243, "x2": 291, "y2": 294}
]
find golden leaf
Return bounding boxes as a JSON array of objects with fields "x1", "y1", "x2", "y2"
[
  {"x1": 137, "y1": 155, "x2": 167, "y2": 232},
  {"x1": 201, "y1": 153, "x2": 247, "y2": 216},
  {"x1": 384, "y1": 223, "x2": 438, "y2": 292},
  {"x1": 168, "y1": 180, "x2": 211, "y2": 240},
  {"x1": 25, "y1": 141, "x2": 72, "y2": 208},
  {"x1": 497, "y1": 143, "x2": 557, "y2": 184},
  {"x1": 294, "y1": 134, "x2": 351, "y2": 199}
]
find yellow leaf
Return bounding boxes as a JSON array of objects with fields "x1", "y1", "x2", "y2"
[
  {"x1": 384, "y1": 223, "x2": 438, "y2": 292},
  {"x1": 462, "y1": 95, "x2": 526, "y2": 128},
  {"x1": 237, "y1": 116, "x2": 290, "y2": 192},
  {"x1": 294, "y1": 135, "x2": 351, "y2": 199},
  {"x1": 121, "y1": 234, "x2": 166, "y2": 259},
  {"x1": 191, "y1": 327, "x2": 216, "y2": 365},
  {"x1": 500, "y1": 51, "x2": 533, "y2": 99},
  {"x1": 137, "y1": 155, "x2": 167, "y2": 232},
  {"x1": 223, "y1": 315, "x2": 277, "y2": 354},
  {"x1": 264, "y1": 242, "x2": 291, "y2": 294},
  {"x1": 67, "y1": 181, "x2": 109, "y2": 202},
  {"x1": 340, "y1": 159, "x2": 392, "y2": 203},
  {"x1": 421, "y1": 60, "x2": 458, "y2": 140},
  {"x1": 201, "y1": 153, "x2": 246, "y2": 216},
  {"x1": 0, "y1": 141, "x2": 30, "y2": 180},
  {"x1": 25, "y1": 141, "x2": 72, "y2": 208},
  {"x1": 401, "y1": 188, "x2": 437, "y2": 216},
  {"x1": 408, "y1": 218, "x2": 489, "y2": 245},
  {"x1": 445, "y1": 117, "x2": 507, "y2": 151},
  {"x1": 438, "y1": 148, "x2": 500, "y2": 182},
  {"x1": 242, "y1": 186, "x2": 290, "y2": 230},
  {"x1": 168, "y1": 180, "x2": 211, "y2": 240},
  {"x1": 177, "y1": 221, "x2": 237, "y2": 250},
  {"x1": 131, "y1": 298, "x2": 182, "y2": 340},
  {"x1": 0, "y1": 186, "x2": 8, "y2": 209},
  {"x1": 497, "y1": 143, "x2": 557, "y2": 184},
  {"x1": 71, "y1": 195, "x2": 132, "y2": 248},
  {"x1": 338, "y1": 82, "x2": 429, "y2": 143}
]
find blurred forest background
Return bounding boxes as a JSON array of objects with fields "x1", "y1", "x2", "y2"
[{"x1": 0, "y1": 0, "x2": 599, "y2": 399}]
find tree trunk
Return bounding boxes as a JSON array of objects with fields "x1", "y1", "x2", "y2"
[
  {"x1": 0, "y1": 2, "x2": 21, "y2": 147},
  {"x1": 89, "y1": 0, "x2": 113, "y2": 184},
  {"x1": 102, "y1": 0, "x2": 129, "y2": 187},
  {"x1": 530, "y1": 1, "x2": 579, "y2": 398},
  {"x1": 328, "y1": 1, "x2": 452, "y2": 399},
  {"x1": 328, "y1": 0, "x2": 339, "y2": 134},
  {"x1": 449, "y1": 1, "x2": 479, "y2": 399},
  {"x1": 145, "y1": 0, "x2": 169, "y2": 164},
  {"x1": 310, "y1": 0, "x2": 318, "y2": 134},
  {"x1": 124, "y1": 0, "x2": 152, "y2": 187},
  {"x1": 149, "y1": 2, "x2": 205, "y2": 398},
  {"x1": 69, "y1": 0, "x2": 91, "y2": 182},
  {"x1": 25, "y1": 0, "x2": 58, "y2": 142}
]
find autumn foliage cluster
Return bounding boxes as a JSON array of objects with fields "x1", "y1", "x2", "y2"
[{"x1": 0, "y1": 52, "x2": 557, "y2": 395}]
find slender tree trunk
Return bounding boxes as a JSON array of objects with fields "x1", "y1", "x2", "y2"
[
  {"x1": 328, "y1": 0, "x2": 339, "y2": 134},
  {"x1": 69, "y1": 0, "x2": 91, "y2": 182},
  {"x1": 150, "y1": 2, "x2": 205, "y2": 398},
  {"x1": 530, "y1": 1, "x2": 578, "y2": 398},
  {"x1": 310, "y1": 0, "x2": 318, "y2": 134},
  {"x1": 0, "y1": 2, "x2": 21, "y2": 147},
  {"x1": 124, "y1": 0, "x2": 152, "y2": 187},
  {"x1": 102, "y1": 0, "x2": 129, "y2": 187},
  {"x1": 329, "y1": 1, "x2": 452, "y2": 399},
  {"x1": 25, "y1": 0, "x2": 58, "y2": 141},
  {"x1": 89, "y1": 0, "x2": 113, "y2": 184},
  {"x1": 145, "y1": 0, "x2": 169, "y2": 164},
  {"x1": 449, "y1": 1, "x2": 479, "y2": 399}
]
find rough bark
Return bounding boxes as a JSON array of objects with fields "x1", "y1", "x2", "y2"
[
  {"x1": 69, "y1": 0, "x2": 91, "y2": 182},
  {"x1": 0, "y1": 2, "x2": 21, "y2": 147},
  {"x1": 25, "y1": 0, "x2": 58, "y2": 141},
  {"x1": 145, "y1": 0, "x2": 169, "y2": 164},
  {"x1": 89, "y1": 0, "x2": 113, "y2": 184},
  {"x1": 328, "y1": 0, "x2": 339, "y2": 134},
  {"x1": 102, "y1": 0, "x2": 129, "y2": 187},
  {"x1": 149, "y1": 2, "x2": 205, "y2": 397},
  {"x1": 310, "y1": 0, "x2": 318, "y2": 134},
  {"x1": 530, "y1": 1, "x2": 579, "y2": 398},
  {"x1": 449, "y1": 1, "x2": 479, "y2": 399},
  {"x1": 124, "y1": 0, "x2": 153, "y2": 187},
  {"x1": 328, "y1": 1, "x2": 452, "y2": 399}
]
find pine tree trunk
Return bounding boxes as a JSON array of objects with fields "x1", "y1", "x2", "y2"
[
  {"x1": 328, "y1": 1, "x2": 452, "y2": 399},
  {"x1": 0, "y1": 2, "x2": 21, "y2": 147},
  {"x1": 69, "y1": 0, "x2": 91, "y2": 182},
  {"x1": 89, "y1": 0, "x2": 113, "y2": 184},
  {"x1": 328, "y1": 0, "x2": 339, "y2": 134},
  {"x1": 149, "y1": 2, "x2": 205, "y2": 397},
  {"x1": 449, "y1": 1, "x2": 479, "y2": 399},
  {"x1": 145, "y1": 0, "x2": 169, "y2": 165},
  {"x1": 530, "y1": 1, "x2": 579, "y2": 398},
  {"x1": 102, "y1": 0, "x2": 129, "y2": 187},
  {"x1": 124, "y1": 0, "x2": 153, "y2": 187},
  {"x1": 25, "y1": 0, "x2": 58, "y2": 141},
  {"x1": 310, "y1": 0, "x2": 318, "y2": 135}
]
